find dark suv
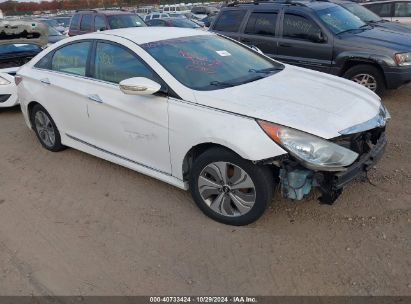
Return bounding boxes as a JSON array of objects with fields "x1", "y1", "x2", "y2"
[
  {"x1": 68, "y1": 9, "x2": 146, "y2": 37},
  {"x1": 210, "y1": 0, "x2": 411, "y2": 95}
]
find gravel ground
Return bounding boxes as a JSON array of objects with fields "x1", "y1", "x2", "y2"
[{"x1": 0, "y1": 85, "x2": 410, "y2": 296}]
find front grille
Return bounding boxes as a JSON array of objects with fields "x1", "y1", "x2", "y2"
[{"x1": 334, "y1": 127, "x2": 385, "y2": 156}]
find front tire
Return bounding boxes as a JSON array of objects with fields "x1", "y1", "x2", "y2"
[
  {"x1": 189, "y1": 147, "x2": 274, "y2": 226},
  {"x1": 343, "y1": 64, "x2": 386, "y2": 96},
  {"x1": 30, "y1": 104, "x2": 65, "y2": 152}
]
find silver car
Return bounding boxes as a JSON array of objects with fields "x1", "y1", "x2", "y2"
[{"x1": 363, "y1": 0, "x2": 411, "y2": 25}]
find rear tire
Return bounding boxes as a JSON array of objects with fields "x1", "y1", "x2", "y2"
[
  {"x1": 343, "y1": 64, "x2": 386, "y2": 96},
  {"x1": 30, "y1": 104, "x2": 65, "y2": 152},
  {"x1": 189, "y1": 147, "x2": 274, "y2": 226}
]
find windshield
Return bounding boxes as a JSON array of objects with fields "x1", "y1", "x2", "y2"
[
  {"x1": 107, "y1": 14, "x2": 146, "y2": 29},
  {"x1": 0, "y1": 44, "x2": 41, "y2": 55},
  {"x1": 172, "y1": 19, "x2": 200, "y2": 28},
  {"x1": 342, "y1": 3, "x2": 382, "y2": 23},
  {"x1": 316, "y1": 6, "x2": 367, "y2": 34},
  {"x1": 142, "y1": 35, "x2": 284, "y2": 91}
]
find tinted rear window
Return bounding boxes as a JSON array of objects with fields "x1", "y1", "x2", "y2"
[
  {"x1": 80, "y1": 14, "x2": 93, "y2": 31},
  {"x1": 245, "y1": 12, "x2": 277, "y2": 36},
  {"x1": 70, "y1": 14, "x2": 81, "y2": 30},
  {"x1": 213, "y1": 10, "x2": 246, "y2": 32},
  {"x1": 365, "y1": 3, "x2": 393, "y2": 17}
]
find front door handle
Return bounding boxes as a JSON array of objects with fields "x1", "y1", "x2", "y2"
[
  {"x1": 279, "y1": 43, "x2": 292, "y2": 48},
  {"x1": 88, "y1": 94, "x2": 103, "y2": 104},
  {"x1": 40, "y1": 78, "x2": 51, "y2": 85}
]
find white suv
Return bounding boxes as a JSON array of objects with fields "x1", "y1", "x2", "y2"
[{"x1": 16, "y1": 28, "x2": 389, "y2": 225}]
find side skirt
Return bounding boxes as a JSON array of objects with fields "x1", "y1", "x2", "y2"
[{"x1": 62, "y1": 133, "x2": 189, "y2": 191}]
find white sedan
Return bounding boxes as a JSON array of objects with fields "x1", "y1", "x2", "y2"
[{"x1": 16, "y1": 28, "x2": 389, "y2": 225}]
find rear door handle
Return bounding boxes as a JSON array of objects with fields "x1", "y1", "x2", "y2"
[
  {"x1": 88, "y1": 94, "x2": 103, "y2": 104},
  {"x1": 40, "y1": 78, "x2": 51, "y2": 85},
  {"x1": 279, "y1": 43, "x2": 292, "y2": 48}
]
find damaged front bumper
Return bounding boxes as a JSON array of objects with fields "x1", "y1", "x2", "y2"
[{"x1": 279, "y1": 130, "x2": 387, "y2": 204}]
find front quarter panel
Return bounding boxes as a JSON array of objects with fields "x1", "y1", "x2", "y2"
[{"x1": 168, "y1": 98, "x2": 287, "y2": 180}]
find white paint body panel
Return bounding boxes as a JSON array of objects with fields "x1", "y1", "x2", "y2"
[
  {"x1": 0, "y1": 72, "x2": 18, "y2": 108},
  {"x1": 17, "y1": 28, "x2": 383, "y2": 189}
]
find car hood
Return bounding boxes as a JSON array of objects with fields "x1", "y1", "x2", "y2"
[
  {"x1": 192, "y1": 65, "x2": 382, "y2": 139},
  {"x1": 340, "y1": 27, "x2": 411, "y2": 51},
  {"x1": 0, "y1": 20, "x2": 48, "y2": 47},
  {"x1": 374, "y1": 21, "x2": 411, "y2": 34}
]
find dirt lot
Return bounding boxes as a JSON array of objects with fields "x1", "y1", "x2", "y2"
[{"x1": 0, "y1": 85, "x2": 410, "y2": 296}]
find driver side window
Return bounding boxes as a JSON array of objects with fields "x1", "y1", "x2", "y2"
[
  {"x1": 93, "y1": 42, "x2": 155, "y2": 84},
  {"x1": 283, "y1": 13, "x2": 323, "y2": 42}
]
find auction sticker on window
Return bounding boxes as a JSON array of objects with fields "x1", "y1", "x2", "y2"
[{"x1": 216, "y1": 50, "x2": 231, "y2": 57}]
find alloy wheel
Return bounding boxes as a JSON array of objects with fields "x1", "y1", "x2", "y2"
[
  {"x1": 34, "y1": 110, "x2": 56, "y2": 148},
  {"x1": 351, "y1": 73, "x2": 378, "y2": 92},
  {"x1": 197, "y1": 161, "x2": 256, "y2": 217}
]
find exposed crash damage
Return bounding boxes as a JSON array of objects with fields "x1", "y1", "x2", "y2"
[
  {"x1": 0, "y1": 20, "x2": 47, "y2": 107},
  {"x1": 270, "y1": 106, "x2": 390, "y2": 204}
]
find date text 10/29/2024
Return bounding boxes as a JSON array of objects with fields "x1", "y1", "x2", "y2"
[{"x1": 150, "y1": 297, "x2": 258, "y2": 303}]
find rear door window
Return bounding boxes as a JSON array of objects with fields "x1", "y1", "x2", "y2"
[
  {"x1": 94, "y1": 15, "x2": 107, "y2": 31},
  {"x1": 394, "y1": 2, "x2": 411, "y2": 17},
  {"x1": 213, "y1": 10, "x2": 246, "y2": 32},
  {"x1": 282, "y1": 13, "x2": 322, "y2": 42},
  {"x1": 70, "y1": 14, "x2": 81, "y2": 30},
  {"x1": 365, "y1": 3, "x2": 393, "y2": 17},
  {"x1": 51, "y1": 42, "x2": 91, "y2": 76},
  {"x1": 245, "y1": 12, "x2": 277, "y2": 36},
  {"x1": 80, "y1": 14, "x2": 93, "y2": 31},
  {"x1": 93, "y1": 42, "x2": 155, "y2": 84}
]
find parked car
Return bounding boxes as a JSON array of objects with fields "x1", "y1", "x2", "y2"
[
  {"x1": 332, "y1": 0, "x2": 411, "y2": 33},
  {"x1": 362, "y1": 0, "x2": 411, "y2": 25},
  {"x1": 146, "y1": 17, "x2": 202, "y2": 29},
  {"x1": 16, "y1": 28, "x2": 389, "y2": 225},
  {"x1": 144, "y1": 12, "x2": 171, "y2": 21},
  {"x1": 47, "y1": 25, "x2": 66, "y2": 44},
  {"x1": 54, "y1": 16, "x2": 72, "y2": 28},
  {"x1": 36, "y1": 18, "x2": 66, "y2": 34},
  {"x1": 191, "y1": 6, "x2": 219, "y2": 19},
  {"x1": 210, "y1": 0, "x2": 411, "y2": 96},
  {"x1": 68, "y1": 10, "x2": 146, "y2": 36},
  {"x1": 0, "y1": 20, "x2": 47, "y2": 108},
  {"x1": 202, "y1": 14, "x2": 217, "y2": 27}
]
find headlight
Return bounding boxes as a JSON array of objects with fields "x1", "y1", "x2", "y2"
[
  {"x1": 0, "y1": 76, "x2": 11, "y2": 85},
  {"x1": 395, "y1": 52, "x2": 411, "y2": 66},
  {"x1": 258, "y1": 121, "x2": 359, "y2": 171}
]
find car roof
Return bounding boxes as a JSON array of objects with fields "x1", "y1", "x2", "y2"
[
  {"x1": 230, "y1": 0, "x2": 339, "y2": 10},
  {"x1": 82, "y1": 27, "x2": 212, "y2": 45},
  {"x1": 75, "y1": 10, "x2": 134, "y2": 15}
]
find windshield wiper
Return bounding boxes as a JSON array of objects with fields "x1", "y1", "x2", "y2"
[
  {"x1": 209, "y1": 75, "x2": 265, "y2": 89},
  {"x1": 249, "y1": 66, "x2": 284, "y2": 74},
  {"x1": 209, "y1": 80, "x2": 237, "y2": 88}
]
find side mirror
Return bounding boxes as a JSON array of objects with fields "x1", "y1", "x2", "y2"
[
  {"x1": 119, "y1": 77, "x2": 161, "y2": 96},
  {"x1": 97, "y1": 27, "x2": 107, "y2": 32}
]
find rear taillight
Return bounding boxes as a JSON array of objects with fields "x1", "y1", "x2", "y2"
[{"x1": 15, "y1": 75, "x2": 23, "y2": 86}]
